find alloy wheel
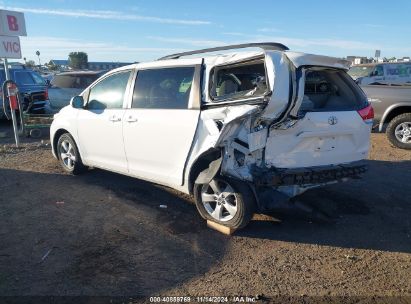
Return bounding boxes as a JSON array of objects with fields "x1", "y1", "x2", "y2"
[
  {"x1": 394, "y1": 122, "x2": 411, "y2": 143},
  {"x1": 60, "y1": 140, "x2": 76, "y2": 170},
  {"x1": 201, "y1": 179, "x2": 238, "y2": 222}
]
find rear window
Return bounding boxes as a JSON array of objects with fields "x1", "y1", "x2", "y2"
[
  {"x1": 210, "y1": 59, "x2": 268, "y2": 102},
  {"x1": 13, "y1": 71, "x2": 45, "y2": 86},
  {"x1": 299, "y1": 69, "x2": 368, "y2": 114},
  {"x1": 51, "y1": 74, "x2": 100, "y2": 89}
]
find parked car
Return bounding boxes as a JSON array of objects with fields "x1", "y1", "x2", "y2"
[
  {"x1": 48, "y1": 71, "x2": 106, "y2": 110},
  {"x1": 349, "y1": 62, "x2": 411, "y2": 85},
  {"x1": 41, "y1": 72, "x2": 55, "y2": 83},
  {"x1": 0, "y1": 67, "x2": 50, "y2": 119},
  {"x1": 50, "y1": 43, "x2": 372, "y2": 229},
  {"x1": 362, "y1": 84, "x2": 411, "y2": 149}
]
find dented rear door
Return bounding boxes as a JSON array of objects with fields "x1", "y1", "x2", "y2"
[
  {"x1": 259, "y1": 51, "x2": 292, "y2": 122},
  {"x1": 264, "y1": 64, "x2": 372, "y2": 169}
]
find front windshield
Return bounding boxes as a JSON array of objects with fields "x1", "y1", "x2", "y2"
[{"x1": 348, "y1": 66, "x2": 374, "y2": 79}]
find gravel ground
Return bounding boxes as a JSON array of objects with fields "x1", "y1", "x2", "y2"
[{"x1": 0, "y1": 121, "x2": 410, "y2": 303}]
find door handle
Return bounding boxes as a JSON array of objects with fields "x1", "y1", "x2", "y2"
[
  {"x1": 125, "y1": 116, "x2": 138, "y2": 123},
  {"x1": 109, "y1": 116, "x2": 122, "y2": 122}
]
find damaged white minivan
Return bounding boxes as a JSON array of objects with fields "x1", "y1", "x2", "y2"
[{"x1": 50, "y1": 43, "x2": 373, "y2": 229}]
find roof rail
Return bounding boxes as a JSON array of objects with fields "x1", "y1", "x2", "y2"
[{"x1": 158, "y1": 42, "x2": 289, "y2": 60}]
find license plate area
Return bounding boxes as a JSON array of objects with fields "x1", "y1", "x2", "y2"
[{"x1": 316, "y1": 136, "x2": 337, "y2": 152}]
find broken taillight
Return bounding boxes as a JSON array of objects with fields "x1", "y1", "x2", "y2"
[
  {"x1": 44, "y1": 87, "x2": 49, "y2": 100},
  {"x1": 357, "y1": 104, "x2": 374, "y2": 122}
]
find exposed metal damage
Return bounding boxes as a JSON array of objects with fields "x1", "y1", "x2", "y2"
[{"x1": 192, "y1": 50, "x2": 369, "y2": 212}]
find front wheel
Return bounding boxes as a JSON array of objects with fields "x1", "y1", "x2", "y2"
[
  {"x1": 386, "y1": 113, "x2": 411, "y2": 150},
  {"x1": 194, "y1": 176, "x2": 256, "y2": 229},
  {"x1": 57, "y1": 133, "x2": 87, "y2": 174}
]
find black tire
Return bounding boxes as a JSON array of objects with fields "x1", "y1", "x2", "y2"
[
  {"x1": 57, "y1": 133, "x2": 87, "y2": 174},
  {"x1": 194, "y1": 176, "x2": 256, "y2": 229},
  {"x1": 386, "y1": 113, "x2": 411, "y2": 150}
]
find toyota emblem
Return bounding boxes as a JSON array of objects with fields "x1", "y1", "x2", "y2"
[{"x1": 328, "y1": 116, "x2": 338, "y2": 125}]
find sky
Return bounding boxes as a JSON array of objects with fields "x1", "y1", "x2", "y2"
[{"x1": 1, "y1": 0, "x2": 411, "y2": 64}]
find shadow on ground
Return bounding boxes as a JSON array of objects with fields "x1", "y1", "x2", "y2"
[
  {"x1": 0, "y1": 158, "x2": 410, "y2": 296},
  {"x1": 239, "y1": 160, "x2": 411, "y2": 254},
  {"x1": 0, "y1": 167, "x2": 228, "y2": 296}
]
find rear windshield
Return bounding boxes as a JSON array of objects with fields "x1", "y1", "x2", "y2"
[
  {"x1": 299, "y1": 68, "x2": 368, "y2": 114},
  {"x1": 51, "y1": 74, "x2": 100, "y2": 89},
  {"x1": 210, "y1": 59, "x2": 268, "y2": 102},
  {"x1": 13, "y1": 71, "x2": 45, "y2": 86},
  {"x1": 0, "y1": 70, "x2": 45, "y2": 86}
]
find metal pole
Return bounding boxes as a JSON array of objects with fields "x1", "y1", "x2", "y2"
[{"x1": 4, "y1": 58, "x2": 20, "y2": 147}]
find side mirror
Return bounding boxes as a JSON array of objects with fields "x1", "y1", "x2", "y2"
[{"x1": 70, "y1": 96, "x2": 84, "y2": 109}]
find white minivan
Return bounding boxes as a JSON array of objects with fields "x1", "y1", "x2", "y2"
[{"x1": 51, "y1": 43, "x2": 373, "y2": 229}]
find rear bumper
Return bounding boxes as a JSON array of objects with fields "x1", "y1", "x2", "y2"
[
  {"x1": 253, "y1": 160, "x2": 368, "y2": 187},
  {"x1": 25, "y1": 100, "x2": 52, "y2": 114},
  {"x1": 0, "y1": 99, "x2": 52, "y2": 115}
]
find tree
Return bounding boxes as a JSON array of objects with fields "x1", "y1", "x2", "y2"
[
  {"x1": 25, "y1": 60, "x2": 36, "y2": 68},
  {"x1": 36, "y1": 50, "x2": 41, "y2": 66},
  {"x1": 47, "y1": 60, "x2": 59, "y2": 71},
  {"x1": 68, "y1": 52, "x2": 88, "y2": 69}
]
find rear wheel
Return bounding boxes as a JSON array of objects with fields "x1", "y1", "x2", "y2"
[
  {"x1": 386, "y1": 113, "x2": 411, "y2": 150},
  {"x1": 57, "y1": 133, "x2": 87, "y2": 174},
  {"x1": 194, "y1": 176, "x2": 256, "y2": 229}
]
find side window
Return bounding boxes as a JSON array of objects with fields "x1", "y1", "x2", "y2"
[
  {"x1": 31, "y1": 72, "x2": 46, "y2": 85},
  {"x1": 88, "y1": 71, "x2": 131, "y2": 110},
  {"x1": 51, "y1": 75, "x2": 75, "y2": 88},
  {"x1": 73, "y1": 76, "x2": 82, "y2": 89},
  {"x1": 210, "y1": 59, "x2": 268, "y2": 102},
  {"x1": 132, "y1": 67, "x2": 195, "y2": 109},
  {"x1": 374, "y1": 65, "x2": 384, "y2": 77},
  {"x1": 81, "y1": 75, "x2": 98, "y2": 88}
]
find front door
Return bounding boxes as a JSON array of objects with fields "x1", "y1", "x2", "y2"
[
  {"x1": 123, "y1": 65, "x2": 201, "y2": 187},
  {"x1": 77, "y1": 70, "x2": 132, "y2": 173}
]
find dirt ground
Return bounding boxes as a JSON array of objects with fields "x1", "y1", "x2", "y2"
[{"x1": 0, "y1": 121, "x2": 411, "y2": 303}]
